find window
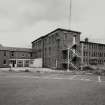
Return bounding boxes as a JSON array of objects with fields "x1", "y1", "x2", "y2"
[
  {"x1": 22, "y1": 54, "x2": 25, "y2": 57},
  {"x1": 94, "y1": 52, "x2": 95, "y2": 57},
  {"x1": 3, "y1": 60, "x2": 6, "y2": 65},
  {"x1": 62, "y1": 50, "x2": 67, "y2": 59},
  {"x1": 92, "y1": 52, "x2": 95, "y2": 57},
  {"x1": 11, "y1": 51, "x2": 14, "y2": 57},
  {"x1": 57, "y1": 39, "x2": 60, "y2": 48},
  {"x1": 64, "y1": 34, "x2": 67, "y2": 40},
  {"x1": 86, "y1": 52, "x2": 88, "y2": 56},
  {"x1": 45, "y1": 48, "x2": 47, "y2": 55},
  {"x1": 89, "y1": 52, "x2": 91, "y2": 56},
  {"x1": 4, "y1": 51, "x2": 6, "y2": 56},
  {"x1": 49, "y1": 47, "x2": 51, "y2": 55},
  {"x1": 30, "y1": 53, "x2": 32, "y2": 57},
  {"x1": 84, "y1": 51, "x2": 85, "y2": 56}
]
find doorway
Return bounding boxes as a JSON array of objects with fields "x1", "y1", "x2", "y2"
[{"x1": 10, "y1": 60, "x2": 16, "y2": 67}]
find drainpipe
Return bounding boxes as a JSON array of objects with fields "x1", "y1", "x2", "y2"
[
  {"x1": 81, "y1": 43, "x2": 84, "y2": 70},
  {"x1": 67, "y1": 47, "x2": 70, "y2": 72}
]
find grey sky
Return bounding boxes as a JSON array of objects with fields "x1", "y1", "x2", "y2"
[{"x1": 0, "y1": 0, "x2": 105, "y2": 47}]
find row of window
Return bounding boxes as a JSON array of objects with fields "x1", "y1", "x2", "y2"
[
  {"x1": 44, "y1": 33, "x2": 59, "y2": 45},
  {"x1": 3, "y1": 51, "x2": 32, "y2": 57},
  {"x1": 3, "y1": 60, "x2": 30, "y2": 65},
  {"x1": 3, "y1": 51, "x2": 14, "y2": 56},
  {"x1": 35, "y1": 47, "x2": 52, "y2": 58},
  {"x1": 44, "y1": 47, "x2": 51, "y2": 56},
  {"x1": 44, "y1": 57, "x2": 56, "y2": 66},
  {"x1": 32, "y1": 40, "x2": 42, "y2": 49},
  {"x1": 83, "y1": 44, "x2": 105, "y2": 50},
  {"x1": 83, "y1": 58, "x2": 105, "y2": 64},
  {"x1": 83, "y1": 51, "x2": 105, "y2": 57},
  {"x1": 33, "y1": 33, "x2": 60, "y2": 49}
]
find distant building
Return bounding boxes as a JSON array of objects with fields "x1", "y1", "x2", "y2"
[
  {"x1": 0, "y1": 46, "x2": 32, "y2": 68},
  {"x1": 32, "y1": 28, "x2": 81, "y2": 70},
  {"x1": 80, "y1": 38, "x2": 105, "y2": 66}
]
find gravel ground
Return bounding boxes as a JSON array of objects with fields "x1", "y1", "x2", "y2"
[{"x1": 0, "y1": 71, "x2": 105, "y2": 105}]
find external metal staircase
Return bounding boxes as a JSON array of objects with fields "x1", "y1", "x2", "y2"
[
  {"x1": 69, "y1": 44, "x2": 80, "y2": 70},
  {"x1": 62, "y1": 35, "x2": 81, "y2": 70}
]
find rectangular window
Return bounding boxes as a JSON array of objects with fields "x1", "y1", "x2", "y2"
[
  {"x1": 4, "y1": 51, "x2": 6, "y2": 56},
  {"x1": 57, "y1": 39, "x2": 60, "y2": 48},
  {"x1": 30, "y1": 53, "x2": 32, "y2": 57},
  {"x1": 84, "y1": 51, "x2": 85, "y2": 56},
  {"x1": 64, "y1": 34, "x2": 67, "y2": 40},
  {"x1": 3, "y1": 60, "x2": 6, "y2": 65},
  {"x1": 45, "y1": 48, "x2": 47, "y2": 56},
  {"x1": 22, "y1": 54, "x2": 25, "y2": 57},
  {"x1": 11, "y1": 51, "x2": 14, "y2": 57},
  {"x1": 17, "y1": 60, "x2": 23, "y2": 67},
  {"x1": 49, "y1": 47, "x2": 51, "y2": 55},
  {"x1": 62, "y1": 50, "x2": 68, "y2": 59}
]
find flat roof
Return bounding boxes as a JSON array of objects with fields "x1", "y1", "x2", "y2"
[
  {"x1": 80, "y1": 41, "x2": 105, "y2": 46},
  {"x1": 32, "y1": 28, "x2": 81, "y2": 43},
  {"x1": 0, "y1": 46, "x2": 32, "y2": 52}
]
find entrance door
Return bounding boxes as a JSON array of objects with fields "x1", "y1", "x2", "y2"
[
  {"x1": 62, "y1": 63, "x2": 67, "y2": 70},
  {"x1": 12, "y1": 61, "x2": 15, "y2": 67},
  {"x1": 10, "y1": 60, "x2": 16, "y2": 67}
]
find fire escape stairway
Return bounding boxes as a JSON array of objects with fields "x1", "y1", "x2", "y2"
[{"x1": 69, "y1": 44, "x2": 80, "y2": 70}]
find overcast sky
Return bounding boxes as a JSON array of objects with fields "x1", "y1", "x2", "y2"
[{"x1": 0, "y1": 0, "x2": 105, "y2": 48}]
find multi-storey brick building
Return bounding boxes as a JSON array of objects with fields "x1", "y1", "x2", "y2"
[
  {"x1": 32, "y1": 28, "x2": 105, "y2": 70},
  {"x1": 80, "y1": 38, "x2": 105, "y2": 66},
  {"x1": 0, "y1": 45, "x2": 32, "y2": 68},
  {"x1": 32, "y1": 28, "x2": 81, "y2": 70}
]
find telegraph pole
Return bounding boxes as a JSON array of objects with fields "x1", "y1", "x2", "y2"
[
  {"x1": 69, "y1": 0, "x2": 72, "y2": 29},
  {"x1": 67, "y1": 0, "x2": 72, "y2": 71}
]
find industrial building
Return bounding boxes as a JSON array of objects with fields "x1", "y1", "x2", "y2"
[
  {"x1": 32, "y1": 28, "x2": 81, "y2": 70},
  {"x1": 32, "y1": 28, "x2": 105, "y2": 70}
]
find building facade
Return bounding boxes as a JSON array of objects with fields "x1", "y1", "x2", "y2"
[
  {"x1": 0, "y1": 45, "x2": 32, "y2": 68},
  {"x1": 32, "y1": 28, "x2": 105, "y2": 70},
  {"x1": 1, "y1": 28, "x2": 105, "y2": 70},
  {"x1": 80, "y1": 38, "x2": 105, "y2": 66},
  {"x1": 32, "y1": 28, "x2": 81, "y2": 70}
]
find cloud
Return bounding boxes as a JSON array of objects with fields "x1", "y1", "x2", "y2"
[
  {"x1": 0, "y1": 0, "x2": 105, "y2": 47},
  {"x1": 0, "y1": 0, "x2": 67, "y2": 32}
]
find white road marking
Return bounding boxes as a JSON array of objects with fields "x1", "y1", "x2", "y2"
[
  {"x1": 69, "y1": 75, "x2": 77, "y2": 80},
  {"x1": 85, "y1": 79, "x2": 91, "y2": 81}
]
